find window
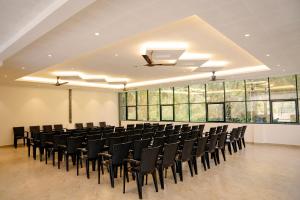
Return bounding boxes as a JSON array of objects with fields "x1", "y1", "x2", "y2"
[
  {"x1": 246, "y1": 78, "x2": 269, "y2": 101},
  {"x1": 137, "y1": 90, "x2": 147, "y2": 121},
  {"x1": 272, "y1": 101, "x2": 297, "y2": 123},
  {"x1": 189, "y1": 84, "x2": 205, "y2": 103},
  {"x1": 161, "y1": 105, "x2": 173, "y2": 121},
  {"x1": 119, "y1": 93, "x2": 126, "y2": 121},
  {"x1": 207, "y1": 103, "x2": 224, "y2": 122},
  {"x1": 174, "y1": 86, "x2": 189, "y2": 121},
  {"x1": 225, "y1": 80, "x2": 245, "y2": 101},
  {"x1": 148, "y1": 89, "x2": 160, "y2": 121},
  {"x1": 269, "y1": 75, "x2": 297, "y2": 100},
  {"x1": 190, "y1": 103, "x2": 206, "y2": 122},
  {"x1": 247, "y1": 101, "x2": 270, "y2": 123},
  {"x1": 160, "y1": 87, "x2": 173, "y2": 104},
  {"x1": 206, "y1": 82, "x2": 224, "y2": 102},
  {"x1": 226, "y1": 102, "x2": 246, "y2": 122},
  {"x1": 127, "y1": 91, "x2": 136, "y2": 106},
  {"x1": 127, "y1": 107, "x2": 136, "y2": 120}
]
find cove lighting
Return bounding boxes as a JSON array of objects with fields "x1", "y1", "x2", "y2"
[
  {"x1": 179, "y1": 52, "x2": 211, "y2": 60},
  {"x1": 126, "y1": 65, "x2": 270, "y2": 88},
  {"x1": 17, "y1": 76, "x2": 123, "y2": 89},
  {"x1": 244, "y1": 34, "x2": 250, "y2": 37},
  {"x1": 140, "y1": 42, "x2": 188, "y2": 55},
  {"x1": 201, "y1": 60, "x2": 228, "y2": 67}
]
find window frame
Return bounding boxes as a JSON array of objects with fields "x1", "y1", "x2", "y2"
[{"x1": 270, "y1": 99, "x2": 298, "y2": 124}]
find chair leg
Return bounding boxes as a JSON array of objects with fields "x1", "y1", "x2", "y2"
[
  {"x1": 39, "y1": 147, "x2": 43, "y2": 161},
  {"x1": 92, "y1": 160, "x2": 96, "y2": 171},
  {"x1": 221, "y1": 148, "x2": 226, "y2": 161},
  {"x1": 66, "y1": 154, "x2": 69, "y2": 171},
  {"x1": 98, "y1": 159, "x2": 101, "y2": 184},
  {"x1": 201, "y1": 156, "x2": 206, "y2": 171},
  {"x1": 228, "y1": 143, "x2": 232, "y2": 155},
  {"x1": 76, "y1": 155, "x2": 79, "y2": 176},
  {"x1": 212, "y1": 152, "x2": 218, "y2": 166},
  {"x1": 188, "y1": 160, "x2": 194, "y2": 177},
  {"x1": 52, "y1": 151, "x2": 55, "y2": 166},
  {"x1": 123, "y1": 163, "x2": 126, "y2": 193},
  {"x1": 27, "y1": 143, "x2": 31, "y2": 157},
  {"x1": 238, "y1": 140, "x2": 242, "y2": 150},
  {"x1": 109, "y1": 163, "x2": 115, "y2": 188},
  {"x1": 171, "y1": 165, "x2": 177, "y2": 184},
  {"x1": 205, "y1": 152, "x2": 210, "y2": 169},
  {"x1": 58, "y1": 151, "x2": 61, "y2": 169},
  {"x1": 242, "y1": 138, "x2": 246, "y2": 148},
  {"x1": 86, "y1": 160, "x2": 90, "y2": 179},
  {"x1": 14, "y1": 138, "x2": 17, "y2": 149},
  {"x1": 158, "y1": 165, "x2": 164, "y2": 189},
  {"x1": 136, "y1": 172, "x2": 143, "y2": 199},
  {"x1": 233, "y1": 142, "x2": 237, "y2": 153},
  {"x1": 152, "y1": 170, "x2": 159, "y2": 192},
  {"x1": 193, "y1": 156, "x2": 198, "y2": 175},
  {"x1": 177, "y1": 161, "x2": 183, "y2": 181},
  {"x1": 45, "y1": 149, "x2": 48, "y2": 164},
  {"x1": 33, "y1": 146, "x2": 37, "y2": 160},
  {"x1": 23, "y1": 138, "x2": 26, "y2": 146},
  {"x1": 216, "y1": 149, "x2": 220, "y2": 164}
]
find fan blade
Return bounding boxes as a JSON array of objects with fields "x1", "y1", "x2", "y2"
[
  {"x1": 142, "y1": 54, "x2": 152, "y2": 65},
  {"x1": 60, "y1": 82, "x2": 68, "y2": 85}
]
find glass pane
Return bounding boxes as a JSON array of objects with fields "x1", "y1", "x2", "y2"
[
  {"x1": 189, "y1": 84, "x2": 205, "y2": 103},
  {"x1": 174, "y1": 104, "x2": 189, "y2": 121},
  {"x1": 119, "y1": 107, "x2": 126, "y2": 121},
  {"x1": 190, "y1": 104, "x2": 206, "y2": 122},
  {"x1": 127, "y1": 107, "x2": 136, "y2": 120},
  {"x1": 206, "y1": 82, "x2": 224, "y2": 102},
  {"x1": 160, "y1": 87, "x2": 173, "y2": 105},
  {"x1": 161, "y1": 105, "x2": 173, "y2": 121},
  {"x1": 225, "y1": 80, "x2": 245, "y2": 101},
  {"x1": 148, "y1": 89, "x2": 159, "y2": 105},
  {"x1": 119, "y1": 93, "x2": 126, "y2": 107},
  {"x1": 225, "y1": 102, "x2": 246, "y2": 122},
  {"x1": 137, "y1": 106, "x2": 147, "y2": 121},
  {"x1": 246, "y1": 78, "x2": 269, "y2": 100},
  {"x1": 127, "y1": 91, "x2": 136, "y2": 106},
  {"x1": 272, "y1": 101, "x2": 296, "y2": 123},
  {"x1": 174, "y1": 86, "x2": 188, "y2": 104},
  {"x1": 137, "y1": 90, "x2": 147, "y2": 105},
  {"x1": 207, "y1": 104, "x2": 224, "y2": 121},
  {"x1": 247, "y1": 101, "x2": 270, "y2": 123},
  {"x1": 149, "y1": 105, "x2": 160, "y2": 121},
  {"x1": 269, "y1": 75, "x2": 297, "y2": 99}
]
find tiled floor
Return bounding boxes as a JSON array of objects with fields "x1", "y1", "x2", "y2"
[{"x1": 0, "y1": 144, "x2": 300, "y2": 200}]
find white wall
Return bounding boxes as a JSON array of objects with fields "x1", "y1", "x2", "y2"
[
  {"x1": 121, "y1": 121, "x2": 300, "y2": 146},
  {"x1": 0, "y1": 85, "x2": 119, "y2": 146}
]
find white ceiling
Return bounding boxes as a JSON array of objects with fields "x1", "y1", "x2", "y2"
[{"x1": 0, "y1": 0, "x2": 299, "y2": 89}]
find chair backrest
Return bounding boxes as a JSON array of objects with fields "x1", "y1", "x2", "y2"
[
  {"x1": 134, "y1": 129, "x2": 143, "y2": 135},
  {"x1": 40, "y1": 132, "x2": 53, "y2": 146},
  {"x1": 189, "y1": 130, "x2": 199, "y2": 139},
  {"x1": 155, "y1": 131, "x2": 165, "y2": 137},
  {"x1": 75, "y1": 123, "x2": 83, "y2": 129},
  {"x1": 86, "y1": 122, "x2": 94, "y2": 128},
  {"x1": 217, "y1": 132, "x2": 227, "y2": 149},
  {"x1": 87, "y1": 139, "x2": 105, "y2": 159},
  {"x1": 158, "y1": 124, "x2": 165, "y2": 131},
  {"x1": 165, "y1": 129, "x2": 175, "y2": 137},
  {"x1": 165, "y1": 124, "x2": 173, "y2": 130},
  {"x1": 222, "y1": 125, "x2": 228, "y2": 133},
  {"x1": 208, "y1": 127, "x2": 216, "y2": 135},
  {"x1": 13, "y1": 127, "x2": 25, "y2": 137},
  {"x1": 191, "y1": 125, "x2": 199, "y2": 130},
  {"x1": 142, "y1": 132, "x2": 153, "y2": 140},
  {"x1": 29, "y1": 126, "x2": 40, "y2": 138},
  {"x1": 174, "y1": 125, "x2": 181, "y2": 131},
  {"x1": 115, "y1": 126, "x2": 125, "y2": 133},
  {"x1": 241, "y1": 126, "x2": 247, "y2": 137},
  {"x1": 127, "y1": 134, "x2": 142, "y2": 143},
  {"x1": 54, "y1": 124, "x2": 63, "y2": 131},
  {"x1": 87, "y1": 134, "x2": 102, "y2": 140},
  {"x1": 180, "y1": 131, "x2": 190, "y2": 142},
  {"x1": 111, "y1": 142, "x2": 131, "y2": 165},
  {"x1": 229, "y1": 128, "x2": 237, "y2": 141},
  {"x1": 180, "y1": 139, "x2": 196, "y2": 161},
  {"x1": 108, "y1": 136, "x2": 127, "y2": 153},
  {"x1": 162, "y1": 142, "x2": 179, "y2": 167},
  {"x1": 207, "y1": 134, "x2": 218, "y2": 152},
  {"x1": 140, "y1": 147, "x2": 160, "y2": 173},
  {"x1": 135, "y1": 124, "x2": 144, "y2": 129},
  {"x1": 199, "y1": 125, "x2": 205, "y2": 136},
  {"x1": 195, "y1": 137, "x2": 208, "y2": 157},
  {"x1": 99, "y1": 121, "x2": 106, "y2": 127},
  {"x1": 67, "y1": 136, "x2": 84, "y2": 154},
  {"x1": 133, "y1": 139, "x2": 151, "y2": 160},
  {"x1": 216, "y1": 126, "x2": 223, "y2": 134},
  {"x1": 167, "y1": 134, "x2": 180, "y2": 144},
  {"x1": 53, "y1": 134, "x2": 68, "y2": 148},
  {"x1": 126, "y1": 124, "x2": 135, "y2": 130},
  {"x1": 181, "y1": 126, "x2": 191, "y2": 132},
  {"x1": 43, "y1": 125, "x2": 52, "y2": 133},
  {"x1": 152, "y1": 136, "x2": 165, "y2": 148},
  {"x1": 235, "y1": 127, "x2": 243, "y2": 139},
  {"x1": 144, "y1": 128, "x2": 153, "y2": 133}
]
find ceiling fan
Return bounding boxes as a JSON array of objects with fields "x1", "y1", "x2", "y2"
[
  {"x1": 210, "y1": 71, "x2": 224, "y2": 81},
  {"x1": 140, "y1": 51, "x2": 176, "y2": 67},
  {"x1": 54, "y1": 76, "x2": 68, "y2": 86}
]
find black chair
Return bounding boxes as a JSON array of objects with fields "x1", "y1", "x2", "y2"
[
  {"x1": 235, "y1": 127, "x2": 243, "y2": 150},
  {"x1": 176, "y1": 139, "x2": 195, "y2": 181},
  {"x1": 204, "y1": 134, "x2": 219, "y2": 169},
  {"x1": 191, "y1": 125, "x2": 199, "y2": 130},
  {"x1": 198, "y1": 125, "x2": 205, "y2": 136},
  {"x1": 75, "y1": 123, "x2": 84, "y2": 129},
  {"x1": 132, "y1": 139, "x2": 151, "y2": 161},
  {"x1": 215, "y1": 132, "x2": 227, "y2": 164},
  {"x1": 158, "y1": 124, "x2": 165, "y2": 131},
  {"x1": 13, "y1": 127, "x2": 26, "y2": 148},
  {"x1": 99, "y1": 142, "x2": 131, "y2": 187},
  {"x1": 39, "y1": 132, "x2": 54, "y2": 163},
  {"x1": 123, "y1": 147, "x2": 160, "y2": 199},
  {"x1": 78, "y1": 139, "x2": 106, "y2": 179},
  {"x1": 226, "y1": 128, "x2": 237, "y2": 154},
  {"x1": 206, "y1": 127, "x2": 216, "y2": 136},
  {"x1": 51, "y1": 134, "x2": 68, "y2": 168},
  {"x1": 28, "y1": 126, "x2": 40, "y2": 157},
  {"x1": 135, "y1": 124, "x2": 144, "y2": 129},
  {"x1": 222, "y1": 125, "x2": 228, "y2": 133},
  {"x1": 43, "y1": 125, "x2": 52, "y2": 133},
  {"x1": 99, "y1": 121, "x2": 106, "y2": 127},
  {"x1": 86, "y1": 122, "x2": 94, "y2": 129},
  {"x1": 240, "y1": 126, "x2": 247, "y2": 148},
  {"x1": 174, "y1": 125, "x2": 181, "y2": 132},
  {"x1": 157, "y1": 142, "x2": 179, "y2": 189},
  {"x1": 126, "y1": 124, "x2": 135, "y2": 130},
  {"x1": 64, "y1": 136, "x2": 85, "y2": 171},
  {"x1": 216, "y1": 126, "x2": 223, "y2": 134},
  {"x1": 166, "y1": 134, "x2": 180, "y2": 144},
  {"x1": 54, "y1": 124, "x2": 64, "y2": 131},
  {"x1": 192, "y1": 136, "x2": 208, "y2": 174},
  {"x1": 108, "y1": 136, "x2": 127, "y2": 154}
]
